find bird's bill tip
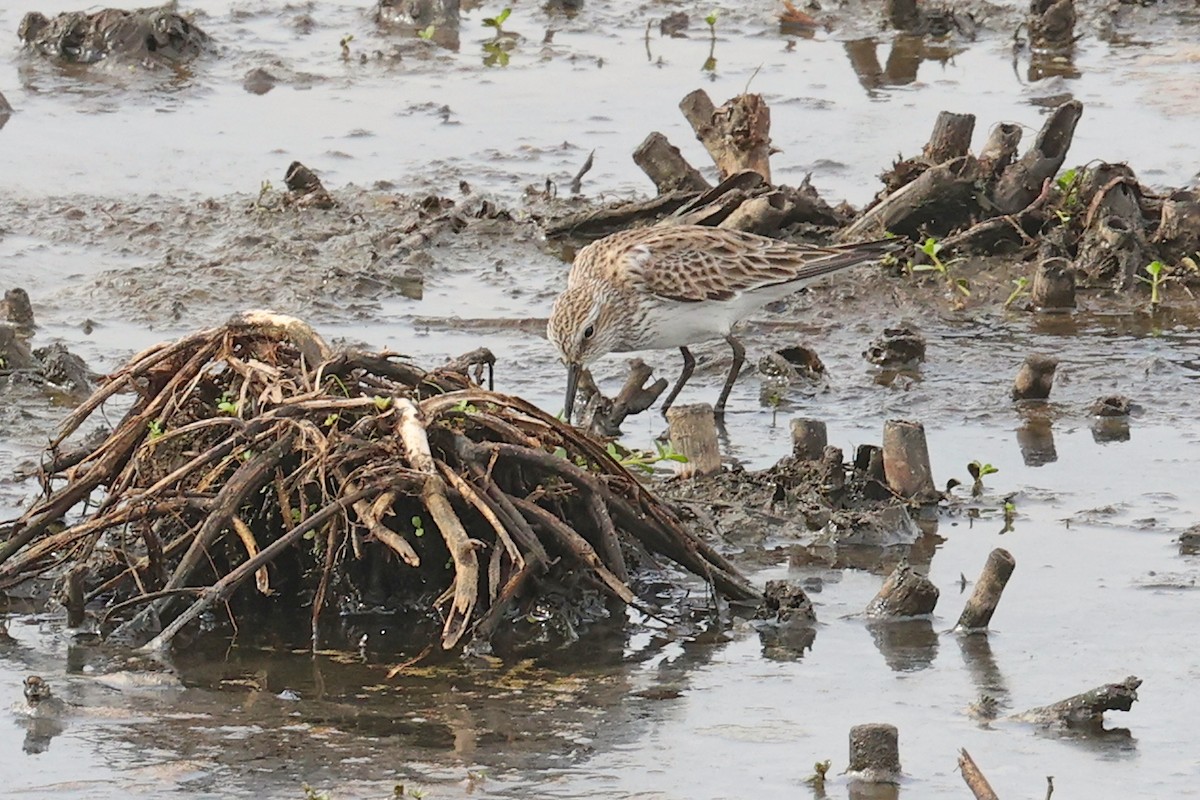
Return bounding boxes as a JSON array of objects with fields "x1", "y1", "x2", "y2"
[{"x1": 563, "y1": 362, "x2": 581, "y2": 421}]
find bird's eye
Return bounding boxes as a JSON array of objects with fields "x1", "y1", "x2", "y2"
[{"x1": 583, "y1": 324, "x2": 595, "y2": 339}]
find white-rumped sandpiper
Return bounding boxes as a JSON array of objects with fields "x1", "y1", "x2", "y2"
[{"x1": 547, "y1": 224, "x2": 893, "y2": 419}]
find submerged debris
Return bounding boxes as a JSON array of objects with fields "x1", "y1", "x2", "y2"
[
  {"x1": 19, "y1": 6, "x2": 212, "y2": 67},
  {"x1": 0, "y1": 312, "x2": 757, "y2": 655}
]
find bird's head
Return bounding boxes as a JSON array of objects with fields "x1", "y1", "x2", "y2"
[{"x1": 546, "y1": 283, "x2": 622, "y2": 418}]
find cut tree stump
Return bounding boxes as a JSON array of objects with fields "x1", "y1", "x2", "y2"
[
  {"x1": 956, "y1": 548, "x2": 1015, "y2": 630},
  {"x1": 679, "y1": 89, "x2": 772, "y2": 183},
  {"x1": 633, "y1": 132, "x2": 712, "y2": 195}
]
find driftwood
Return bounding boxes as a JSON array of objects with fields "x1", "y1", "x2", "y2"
[
  {"x1": 0, "y1": 313, "x2": 759, "y2": 654},
  {"x1": 679, "y1": 90, "x2": 772, "y2": 183},
  {"x1": 866, "y1": 560, "x2": 939, "y2": 617},
  {"x1": 844, "y1": 101, "x2": 1081, "y2": 249},
  {"x1": 1011, "y1": 675, "x2": 1142, "y2": 728},
  {"x1": 633, "y1": 132, "x2": 712, "y2": 194},
  {"x1": 992, "y1": 101, "x2": 1083, "y2": 214},
  {"x1": 577, "y1": 358, "x2": 666, "y2": 437},
  {"x1": 958, "y1": 749, "x2": 1000, "y2": 800},
  {"x1": 956, "y1": 548, "x2": 1016, "y2": 630}
]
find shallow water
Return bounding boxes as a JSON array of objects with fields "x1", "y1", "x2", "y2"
[{"x1": 3, "y1": 0, "x2": 1200, "y2": 797}]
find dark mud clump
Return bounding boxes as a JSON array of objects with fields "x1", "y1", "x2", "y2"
[{"x1": 19, "y1": 6, "x2": 211, "y2": 67}]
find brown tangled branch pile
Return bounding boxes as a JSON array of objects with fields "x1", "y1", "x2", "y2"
[{"x1": 0, "y1": 312, "x2": 757, "y2": 654}]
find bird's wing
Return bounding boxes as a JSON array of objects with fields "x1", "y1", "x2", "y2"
[{"x1": 613, "y1": 226, "x2": 891, "y2": 303}]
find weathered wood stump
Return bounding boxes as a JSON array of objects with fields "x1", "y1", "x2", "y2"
[
  {"x1": 679, "y1": 90, "x2": 772, "y2": 183},
  {"x1": 866, "y1": 561, "x2": 939, "y2": 617},
  {"x1": 790, "y1": 418, "x2": 828, "y2": 461},
  {"x1": 1012, "y1": 354, "x2": 1058, "y2": 401},
  {"x1": 1031, "y1": 257, "x2": 1076, "y2": 310},
  {"x1": 847, "y1": 723, "x2": 901, "y2": 784},
  {"x1": 666, "y1": 403, "x2": 722, "y2": 477},
  {"x1": 882, "y1": 420, "x2": 936, "y2": 501},
  {"x1": 923, "y1": 111, "x2": 976, "y2": 165}
]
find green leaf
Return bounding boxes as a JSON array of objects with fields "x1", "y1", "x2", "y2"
[
  {"x1": 373, "y1": 395, "x2": 392, "y2": 411},
  {"x1": 705, "y1": 11, "x2": 718, "y2": 26},
  {"x1": 1145, "y1": 260, "x2": 1164, "y2": 277},
  {"x1": 417, "y1": 25, "x2": 436, "y2": 40}
]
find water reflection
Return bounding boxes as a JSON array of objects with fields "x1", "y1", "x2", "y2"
[
  {"x1": 956, "y1": 631, "x2": 1009, "y2": 720},
  {"x1": 844, "y1": 35, "x2": 966, "y2": 95},
  {"x1": 867, "y1": 617, "x2": 938, "y2": 672},
  {"x1": 1016, "y1": 411, "x2": 1057, "y2": 466}
]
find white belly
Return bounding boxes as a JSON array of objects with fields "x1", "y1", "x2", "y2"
[{"x1": 616, "y1": 297, "x2": 745, "y2": 351}]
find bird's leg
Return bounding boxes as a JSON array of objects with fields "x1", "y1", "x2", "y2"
[
  {"x1": 714, "y1": 335, "x2": 745, "y2": 418},
  {"x1": 660, "y1": 346, "x2": 695, "y2": 416}
]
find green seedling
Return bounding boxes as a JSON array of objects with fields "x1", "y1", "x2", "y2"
[
  {"x1": 482, "y1": 7, "x2": 511, "y2": 33},
  {"x1": 417, "y1": 25, "x2": 436, "y2": 40},
  {"x1": 912, "y1": 237, "x2": 969, "y2": 295},
  {"x1": 967, "y1": 460, "x2": 998, "y2": 497},
  {"x1": 339, "y1": 34, "x2": 354, "y2": 59},
  {"x1": 804, "y1": 760, "x2": 831, "y2": 788},
  {"x1": 1005, "y1": 276, "x2": 1030, "y2": 308},
  {"x1": 372, "y1": 395, "x2": 392, "y2": 411},
  {"x1": 701, "y1": 10, "x2": 718, "y2": 71},
  {"x1": 1139, "y1": 260, "x2": 1166, "y2": 308},
  {"x1": 303, "y1": 785, "x2": 331, "y2": 800},
  {"x1": 482, "y1": 39, "x2": 511, "y2": 66},
  {"x1": 411, "y1": 515, "x2": 425, "y2": 537},
  {"x1": 1001, "y1": 499, "x2": 1016, "y2": 534},
  {"x1": 323, "y1": 412, "x2": 340, "y2": 428},
  {"x1": 216, "y1": 392, "x2": 239, "y2": 416},
  {"x1": 451, "y1": 397, "x2": 478, "y2": 414},
  {"x1": 147, "y1": 419, "x2": 164, "y2": 439},
  {"x1": 606, "y1": 440, "x2": 689, "y2": 474}
]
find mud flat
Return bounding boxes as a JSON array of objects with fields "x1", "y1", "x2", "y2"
[{"x1": 4, "y1": 1, "x2": 1200, "y2": 798}]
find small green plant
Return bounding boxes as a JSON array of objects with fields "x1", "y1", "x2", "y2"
[
  {"x1": 482, "y1": 39, "x2": 511, "y2": 66},
  {"x1": 912, "y1": 237, "x2": 969, "y2": 295},
  {"x1": 967, "y1": 460, "x2": 998, "y2": 497},
  {"x1": 482, "y1": 7, "x2": 511, "y2": 33},
  {"x1": 1004, "y1": 276, "x2": 1030, "y2": 308},
  {"x1": 147, "y1": 419, "x2": 165, "y2": 439},
  {"x1": 303, "y1": 785, "x2": 331, "y2": 800},
  {"x1": 702, "y1": 10, "x2": 718, "y2": 71},
  {"x1": 411, "y1": 515, "x2": 425, "y2": 537},
  {"x1": 451, "y1": 397, "x2": 478, "y2": 414},
  {"x1": 373, "y1": 395, "x2": 393, "y2": 411},
  {"x1": 804, "y1": 760, "x2": 831, "y2": 789},
  {"x1": 216, "y1": 392, "x2": 239, "y2": 415},
  {"x1": 606, "y1": 440, "x2": 689, "y2": 474},
  {"x1": 255, "y1": 179, "x2": 274, "y2": 209},
  {"x1": 1139, "y1": 260, "x2": 1166, "y2": 307},
  {"x1": 1001, "y1": 499, "x2": 1017, "y2": 534},
  {"x1": 339, "y1": 34, "x2": 354, "y2": 59},
  {"x1": 417, "y1": 25, "x2": 436, "y2": 40}
]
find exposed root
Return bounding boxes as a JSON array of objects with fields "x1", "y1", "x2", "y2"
[{"x1": 0, "y1": 312, "x2": 757, "y2": 655}]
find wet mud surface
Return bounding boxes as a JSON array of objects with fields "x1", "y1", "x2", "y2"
[{"x1": 4, "y1": 0, "x2": 1200, "y2": 798}]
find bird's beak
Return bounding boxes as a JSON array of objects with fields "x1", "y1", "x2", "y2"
[{"x1": 563, "y1": 362, "x2": 581, "y2": 422}]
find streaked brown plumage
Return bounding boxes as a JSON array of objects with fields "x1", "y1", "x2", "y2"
[{"x1": 547, "y1": 225, "x2": 893, "y2": 419}]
